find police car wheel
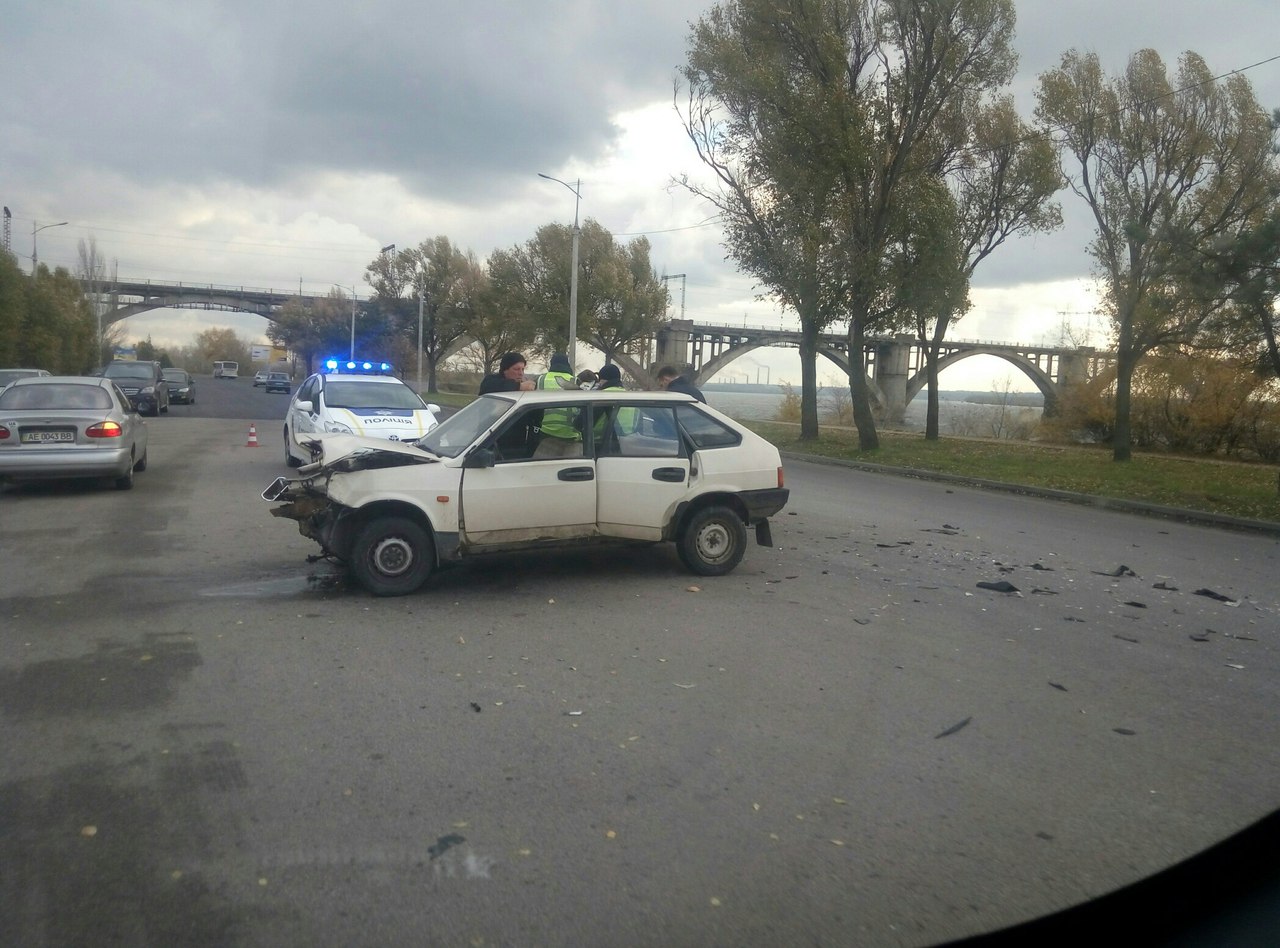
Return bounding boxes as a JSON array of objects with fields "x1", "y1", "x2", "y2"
[
  {"x1": 350, "y1": 516, "x2": 434, "y2": 597},
  {"x1": 677, "y1": 505, "x2": 747, "y2": 576}
]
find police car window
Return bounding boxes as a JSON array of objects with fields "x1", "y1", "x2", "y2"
[
  {"x1": 676, "y1": 405, "x2": 741, "y2": 449},
  {"x1": 298, "y1": 377, "x2": 318, "y2": 402},
  {"x1": 323, "y1": 380, "x2": 424, "y2": 410}
]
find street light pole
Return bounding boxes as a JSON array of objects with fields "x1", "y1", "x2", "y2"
[
  {"x1": 333, "y1": 284, "x2": 357, "y2": 360},
  {"x1": 32, "y1": 220, "x2": 68, "y2": 276},
  {"x1": 417, "y1": 288, "x2": 424, "y2": 394},
  {"x1": 538, "y1": 173, "x2": 581, "y2": 369}
]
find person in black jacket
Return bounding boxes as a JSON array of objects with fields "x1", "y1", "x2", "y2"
[
  {"x1": 480, "y1": 352, "x2": 535, "y2": 394},
  {"x1": 655, "y1": 365, "x2": 705, "y2": 403}
]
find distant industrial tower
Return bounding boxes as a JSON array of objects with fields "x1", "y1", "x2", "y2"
[{"x1": 2, "y1": 207, "x2": 10, "y2": 256}]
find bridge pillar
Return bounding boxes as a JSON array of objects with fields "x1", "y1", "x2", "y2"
[
  {"x1": 655, "y1": 319, "x2": 694, "y2": 369},
  {"x1": 875, "y1": 335, "x2": 912, "y2": 424},
  {"x1": 1057, "y1": 347, "x2": 1095, "y2": 386}
]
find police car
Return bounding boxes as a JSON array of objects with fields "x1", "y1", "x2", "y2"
[
  {"x1": 264, "y1": 389, "x2": 789, "y2": 596},
  {"x1": 283, "y1": 360, "x2": 441, "y2": 468}
]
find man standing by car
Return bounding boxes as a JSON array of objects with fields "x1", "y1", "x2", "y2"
[
  {"x1": 656, "y1": 365, "x2": 706, "y2": 403},
  {"x1": 480, "y1": 352, "x2": 536, "y2": 394}
]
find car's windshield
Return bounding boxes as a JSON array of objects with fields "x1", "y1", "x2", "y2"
[
  {"x1": 162, "y1": 370, "x2": 187, "y2": 382},
  {"x1": 414, "y1": 395, "x2": 512, "y2": 458},
  {"x1": 323, "y1": 380, "x2": 424, "y2": 410},
  {"x1": 0, "y1": 383, "x2": 112, "y2": 410},
  {"x1": 103, "y1": 363, "x2": 153, "y2": 380}
]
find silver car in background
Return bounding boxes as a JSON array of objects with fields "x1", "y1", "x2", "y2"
[{"x1": 0, "y1": 376, "x2": 149, "y2": 490}]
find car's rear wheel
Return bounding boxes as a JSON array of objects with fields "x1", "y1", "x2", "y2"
[
  {"x1": 134, "y1": 450, "x2": 148, "y2": 472},
  {"x1": 114, "y1": 454, "x2": 135, "y2": 490},
  {"x1": 350, "y1": 516, "x2": 434, "y2": 596},
  {"x1": 284, "y1": 427, "x2": 301, "y2": 467},
  {"x1": 677, "y1": 505, "x2": 747, "y2": 576}
]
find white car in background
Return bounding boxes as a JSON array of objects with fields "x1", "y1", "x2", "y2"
[
  {"x1": 283, "y1": 361, "x2": 441, "y2": 468},
  {"x1": 265, "y1": 389, "x2": 789, "y2": 595}
]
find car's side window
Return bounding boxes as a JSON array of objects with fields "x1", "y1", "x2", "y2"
[
  {"x1": 491, "y1": 407, "x2": 544, "y2": 462},
  {"x1": 598, "y1": 405, "x2": 681, "y2": 458},
  {"x1": 676, "y1": 405, "x2": 742, "y2": 449},
  {"x1": 297, "y1": 377, "x2": 317, "y2": 404}
]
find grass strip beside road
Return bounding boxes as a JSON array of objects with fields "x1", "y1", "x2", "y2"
[{"x1": 748, "y1": 422, "x2": 1280, "y2": 526}]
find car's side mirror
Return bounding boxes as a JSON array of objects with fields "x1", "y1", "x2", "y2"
[
  {"x1": 463, "y1": 447, "x2": 495, "y2": 469},
  {"x1": 426, "y1": 403, "x2": 441, "y2": 414},
  {"x1": 296, "y1": 399, "x2": 313, "y2": 413}
]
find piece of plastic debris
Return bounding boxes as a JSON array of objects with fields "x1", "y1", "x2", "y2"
[
  {"x1": 674, "y1": 683, "x2": 696, "y2": 689},
  {"x1": 566, "y1": 710, "x2": 584, "y2": 716},
  {"x1": 935, "y1": 717, "x2": 972, "y2": 738},
  {"x1": 80, "y1": 826, "x2": 97, "y2": 838},
  {"x1": 977, "y1": 581, "x2": 1019, "y2": 593},
  {"x1": 1194, "y1": 588, "x2": 1237, "y2": 604},
  {"x1": 687, "y1": 585, "x2": 702, "y2": 593},
  {"x1": 1226, "y1": 663, "x2": 1245, "y2": 670}
]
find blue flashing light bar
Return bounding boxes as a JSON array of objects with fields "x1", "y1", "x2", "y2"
[{"x1": 322, "y1": 358, "x2": 393, "y2": 374}]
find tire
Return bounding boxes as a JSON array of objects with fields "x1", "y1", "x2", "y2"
[
  {"x1": 114, "y1": 455, "x2": 135, "y2": 490},
  {"x1": 134, "y1": 450, "x2": 148, "y2": 473},
  {"x1": 349, "y1": 516, "x2": 434, "y2": 597},
  {"x1": 677, "y1": 505, "x2": 747, "y2": 576},
  {"x1": 284, "y1": 427, "x2": 301, "y2": 467}
]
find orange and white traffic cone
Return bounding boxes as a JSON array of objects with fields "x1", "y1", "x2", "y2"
[{"x1": 246, "y1": 423, "x2": 259, "y2": 447}]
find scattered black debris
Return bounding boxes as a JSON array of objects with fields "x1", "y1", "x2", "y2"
[
  {"x1": 944, "y1": 524, "x2": 959, "y2": 530},
  {"x1": 1064, "y1": 617, "x2": 1086, "y2": 623},
  {"x1": 428, "y1": 834, "x2": 467, "y2": 860},
  {"x1": 1094, "y1": 565, "x2": 1137, "y2": 577},
  {"x1": 1194, "y1": 588, "x2": 1237, "y2": 603},
  {"x1": 935, "y1": 716, "x2": 972, "y2": 739},
  {"x1": 1029, "y1": 563, "x2": 1054, "y2": 571},
  {"x1": 787, "y1": 511, "x2": 798, "y2": 516},
  {"x1": 922, "y1": 528, "x2": 960, "y2": 535},
  {"x1": 1229, "y1": 635, "x2": 1258, "y2": 642},
  {"x1": 470, "y1": 702, "x2": 482, "y2": 713},
  {"x1": 1153, "y1": 581, "x2": 1179, "y2": 591},
  {"x1": 1122, "y1": 601, "x2": 1147, "y2": 609},
  {"x1": 977, "y1": 580, "x2": 1020, "y2": 593},
  {"x1": 1031, "y1": 588, "x2": 1059, "y2": 596},
  {"x1": 1036, "y1": 831, "x2": 1056, "y2": 841},
  {"x1": 1048, "y1": 682, "x2": 1069, "y2": 692},
  {"x1": 1114, "y1": 634, "x2": 1140, "y2": 643},
  {"x1": 1190, "y1": 634, "x2": 1211, "y2": 642},
  {"x1": 1113, "y1": 728, "x2": 1137, "y2": 736},
  {"x1": 876, "y1": 543, "x2": 898, "y2": 548}
]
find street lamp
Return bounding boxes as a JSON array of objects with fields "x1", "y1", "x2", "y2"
[
  {"x1": 538, "y1": 173, "x2": 581, "y2": 369},
  {"x1": 333, "y1": 283, "x2": 357, "y2": 360},
  {"x1": 32, "y1": 220, "x2": 68, "y2": 276}
]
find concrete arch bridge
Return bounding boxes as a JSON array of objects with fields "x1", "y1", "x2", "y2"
[{"x1": 650, "y1": 320, "x2": 1112, "y2": 423}]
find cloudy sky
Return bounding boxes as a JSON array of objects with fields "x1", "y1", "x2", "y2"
[{"x1": 4, "y1": 0, "x2": 1278, "y2": 388}]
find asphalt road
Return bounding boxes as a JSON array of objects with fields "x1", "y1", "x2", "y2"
[{"x1": 2, "y1": 379, "x2": 1278, "y2": 946}]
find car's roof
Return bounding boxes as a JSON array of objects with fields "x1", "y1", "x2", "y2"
[
  {"x1": 268, "y1": 371, "x2": 290, "y2": 377},
  {"x1": 8, "y1": 375, "x2": 110, "y2": 386},
  {"x1": 484, "y1": 389, "x2": 697, "y2": 404},
  {"x1": 318, "y1": 373, "x2": 410, "y2": 384}
]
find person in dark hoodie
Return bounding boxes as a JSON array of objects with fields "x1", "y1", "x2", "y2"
[
  {"x1": 479, "y1": 352, "x2": 535, "y2": 394},
  {"x1": 595, "y1": 363, "x2": 624, "y2": 390}
]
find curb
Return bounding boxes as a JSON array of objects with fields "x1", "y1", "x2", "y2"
[{"x1": 781, "y1": 451, "x2": 1280, "y2": 538}]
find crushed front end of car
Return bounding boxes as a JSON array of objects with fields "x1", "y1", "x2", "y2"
[{"x1": 263, "y1": 434, "x2": 440, "y2": 560}]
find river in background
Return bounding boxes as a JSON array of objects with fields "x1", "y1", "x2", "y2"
[{"x1": 702, "y1": 384, "x2": 1045, "y2": 438}]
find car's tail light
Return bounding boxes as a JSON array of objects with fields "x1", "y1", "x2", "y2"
[
  {"x1": 86, "y1": 421, "x2": 123, "y2": 438},
  {"x1": 0, "y1": 425, "x2": 10, "y2": 440},
  {"x1": 777, "y1": 466, "x2": 785, "y2": 488}
]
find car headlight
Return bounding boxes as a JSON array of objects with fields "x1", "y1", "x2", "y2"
[
  {"x1": 141, "y1": 385, "x2": 157, "y2": 394},
  {"x1": 325, "y1": 421, "x2": 354, "y2": 434}
]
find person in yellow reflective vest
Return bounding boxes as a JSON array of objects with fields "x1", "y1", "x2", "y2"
[{"x1": 533, "y1": 353, "x2": 583, "y2": 458}]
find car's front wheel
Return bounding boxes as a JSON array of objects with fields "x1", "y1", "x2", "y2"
[
  {"x1": 677, "y1": 505, "x2": 747, "y2": 576},
  {"x1": 350, "y1": 516, "x2": 434, "y2": 596}
]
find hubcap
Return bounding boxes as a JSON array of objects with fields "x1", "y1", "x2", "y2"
[
  {"x1": 371, "y1": 536, "x2": 413, "y2": 577},
  {"x1": 696, "y1": 522, "x2": 732, "y2": 562}
]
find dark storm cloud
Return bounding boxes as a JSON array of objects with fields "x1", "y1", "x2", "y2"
[{"x1": 2, "y1": 0, "x2": 699, "y2": 204}]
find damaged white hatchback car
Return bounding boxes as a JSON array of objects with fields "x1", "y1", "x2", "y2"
[{"x1": 263, "y1": 389, "x2": 790, "y2": 596}]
